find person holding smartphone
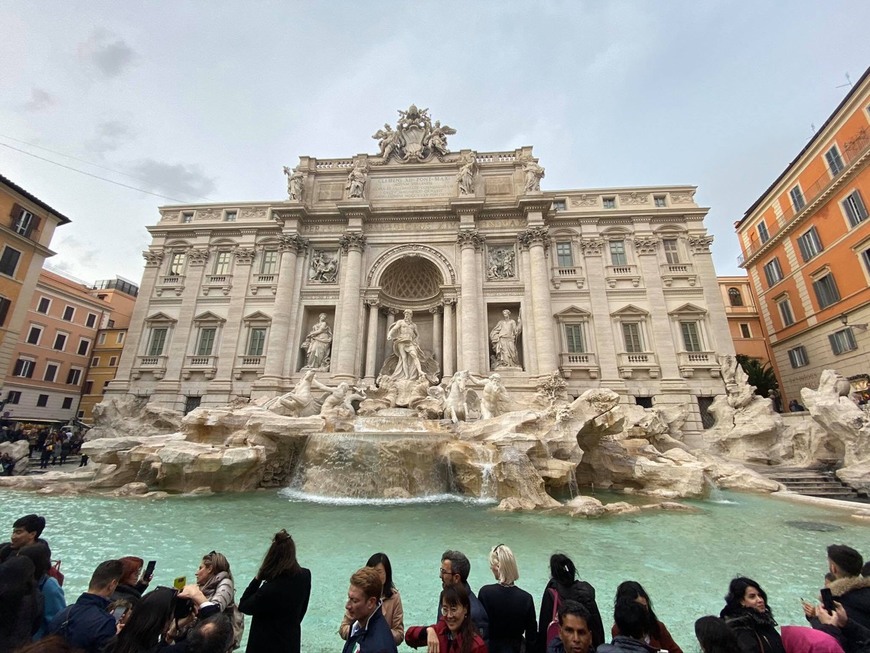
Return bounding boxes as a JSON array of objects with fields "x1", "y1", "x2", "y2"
[{"x1": 111, "y1": 557, "x2": 154, "y2": 606}]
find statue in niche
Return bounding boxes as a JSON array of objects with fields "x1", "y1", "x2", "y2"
[
  {"x1": 345, "y1": 161, "x2": 368, "y2": 199},
  {"x1": 309, "y1": 250, "x2": 338, "y2": 283},
  {"x1": 490, "y1": 309, "x2": 522, "y2": 369},
  {"x1": 425, "y1": 121, "x2": 456, "y2": 156},
  {"x1": 283, "y1": 166, "x2": 304, "y2": 201},
  {"x1": 268, "y1": 369, "x2": 332, "y2": 417},
  {"x1": 481, "y1": 373, "x2": 511, "y2": 420},
  {"x1": 301, "y1": 314, "x2": 333, "y2": 370},
  {"x1": 457, "y1": 152, "x2": 477, "y2": 196},
  {"x1": 521, "y1": 155, "x2": 545, "y2": 193},
  {"x1": 386, "y1": 309, "x2": 426, "y2": 380},
  {"x1": 372, "y1": 123, "x2": 400, "y2": 160},
  {"x1": 487, "y1": 247, "x2": 515, "y2": 280}
]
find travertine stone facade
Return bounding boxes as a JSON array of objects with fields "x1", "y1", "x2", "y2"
[{"x1": 109, "y1": 108, "x2": 732, "y2": 431}]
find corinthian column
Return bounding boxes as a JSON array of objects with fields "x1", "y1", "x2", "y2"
[
  {"x1": 442, "y1": 299, "x2": 455, "y2": 378},
  {"x1": 363, "y1": 299, "x2": 380, "y2": 382},
  {"x1": 457, "y1": 229, "x2": 484, "y2": 373},
  {"x1": 258, "y1": 234, "x2": 307, "y2": 387},
  {"x1": 519, "y1": 226, "x2": 557, "y2": 374},
  {"x1": 334, "y1": 232, "x2": 367, "y2": 380}
]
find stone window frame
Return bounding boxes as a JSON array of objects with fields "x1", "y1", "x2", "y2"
[
  {"x1": 829, "y1": 327, "x2": 857, "y2": 355},
  {"x1": 774, "y1": 293, "x2": 796, "y2": 328},
  {"x1": 260, "y1": 248, "x2": 280, "y2": 275},
  {"x1": 841, "y1": 189, "x2": 868, "y2": 228},
  {"x1": 43, "y1": 361, "x2": 59, "y2": 383},
  {"x1": 53, "y1": 330, "x2": 69, "y2": 351},
  {"x1": 825, "y1": 144, "x2": 845, "y2": 176},
  {"x1": 739, "y1": 323, "x2": 752, "y2": 338},
  {"x1": 13, "y1": 357, "x2": 36, "y2": 378},
  {"x1": 661, "y1": 237, "x2": 682, "y2": 265},
  {"x1": 554, "y1": 306, "x2": 594, "y2": 354},
  {"x1": 66, "y1": 366, "x2": 83, "y2": 386},
  {"x1": 62, "y1": 305, "x2": 75, "y2": 322},
  {"x1": 809, "y1": 266, "x2": 840, "y2": 310},
  {"x1": 763, "y1": 257, "x2": 784, "y2": 287},
  {"x1": 76, "y1": 337, "x2": 91, "y2": 356},
  {"x1": 605, "y1": 235, "x2": 631, "y2": 267},
  {"x1": 242, "y1": 312, "x2": 272, "y2": 358},
  {"x1": 787, "y1": 345, "x2": 809, "y2": 368},
  {"x1": 190, "y1": 311, "x2": 226, "y2": 358},
  {"x1": 223, "y1": 209, "x2": 238, "y2": 222},
  {"x1": 142, "y1": 312, "x2": 178, "y2": 357},
  {"x1": 180, "y1": 211, "x2": 194, "y2": 224},
  {"x1": 37, "y1": 296, "x2": 51, "y2": 314},
  {"x1": 611, "y1": 305, "x2": 652, "y2": 354},
  {"x1": 757, "y1": 220, "x2": 770, "y2": 243},
  {"x1": 796, "y1": 226, "x2": 823, "y2": 263},
  {"x1": 789, "y1": 183, "x2": 806, "y2": 212},
  {"x1": 167, "y1": 251, "x2": 187, "y2": 276},
  {"x1": 728, "y1": 287, "x2": 744, "y2": 306},
  {"x1": 554, "y1": 241, "x2": 574, "y2": 268},
  {"x1": 654, "y1": 195, "x2": 667, "y2": 208},
  {"x1": 212, "y1": 249, "x2": 233, "y2": 276},
  {"x1": 668, "y1": 303, "x2": 710, "y2": 354},
  {"x1": 26, "y1": 324, "x2": 43, "y2": 346}
]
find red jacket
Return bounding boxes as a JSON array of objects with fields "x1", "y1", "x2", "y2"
[{"x1": 406, "y1": 620, "x2": 488, "y2": 653}]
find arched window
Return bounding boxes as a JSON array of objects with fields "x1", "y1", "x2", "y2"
[{"x1": 728, "y1": 287, "x2": 743, "y2": 306}]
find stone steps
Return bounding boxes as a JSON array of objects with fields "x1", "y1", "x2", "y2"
[{"x1": 759, "y1": 466, "x2": 866, "y2": 501}]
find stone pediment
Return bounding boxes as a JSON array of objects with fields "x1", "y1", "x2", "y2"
[
  {"x1": 192, "y1": 311, "x2": 226, "y2": 323},
  {"x1": 242, "y1": 311, "x2": 271, "y2": 323},
  {"x1": 554, "y1": 305, "x2": 591, "y2": 319},
  {"x1": 610, "y1": 304, "x2": 649, "y2": 317},
  {"x1": 144, "y1": 311, "x2": 177, "y2": 324},
  {"x1": 668, "y1": 303, "x2": 707, "y2": 316}
]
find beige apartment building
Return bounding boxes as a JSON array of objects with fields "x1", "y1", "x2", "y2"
[{"x1": 718, "y1": 276, "x2": 774, "y2": 365}]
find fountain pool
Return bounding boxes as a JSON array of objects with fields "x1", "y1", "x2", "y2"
[{"x1": 1, "y1": 489, "x2": 866, "y2": 652}]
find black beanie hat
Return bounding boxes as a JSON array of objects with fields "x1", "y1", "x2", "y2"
[
  {"x1": 13, "y1": 514, "x2": 46, "y2": 537},
  {"x1": 828, "y1": 544, "x2": 864, "y2": 577}
]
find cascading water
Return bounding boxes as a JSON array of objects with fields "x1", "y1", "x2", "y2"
[
  {"x1": 703, "y1": 473, "x2": 735, "y2": 504},
  {"x1": 478, "y1": 446, "x2": 499, "y2": 501}
]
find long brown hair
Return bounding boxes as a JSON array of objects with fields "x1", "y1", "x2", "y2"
[{"x1": 257, "y1": 530, "x2": 300, "y2": 581}]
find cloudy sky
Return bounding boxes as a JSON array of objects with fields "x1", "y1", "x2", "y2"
[{"x1": 1, "y1": 1, "x2": 868, "y2": 286}]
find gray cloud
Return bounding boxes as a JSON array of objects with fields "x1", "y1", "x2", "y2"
[
  {"x1": 124, "y1": 159, "x2": 216, "y2": 201},
  {"x1": 85, "y1": 120, "x2": 134, "y2": 153},
  {"x1": 23, "y1": 87, "x2": 57, "y2": 111},
  {"x1": 78, "y1": 29, "x2": 136, "y2": 78}
]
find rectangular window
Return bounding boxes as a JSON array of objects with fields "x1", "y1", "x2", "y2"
[
  {"x1": 98, "y1": 333, "x2": 107, "y2": 345},
  {"x1": 13, "y1": 358, "x2": 35, "y2": 378},
  {"x1": 0, "y1": 246, "x2": 22, "y2": 277},
  {"x1": 621, "y1": 322, "x2": 643, "y2": 353},
  {"x1": 117, "y1": 332, "x2": 125, "y2": 344},
  {"x1": 0, "y1": 297, "x2": 9, "y2": 326},
  {"x1": 763, "y1": 258, "x2": 783, "y2": 286},
  {"x1": 757, "y1": 221, "x2": 770, "y2": 243},
  {"x1": 247, "y1": 327, "x2": 267, "y2": 356},
  {"x1": 790, "y1": 185, "x2": 806, "y2": 211},
  {"x1": 181, "y1": 211, "x2": 194, "y2": 223},
  {"x1": 565, "y1": 324, "x2": 585, "y2": 353},
  {"x1": 260, "y1": 250, "x2": 278, "y2": 275},
  {"x1": 169, "y1": 253, "x2": 186, "y2": 275},
  {"x1": 603, "y1": 197, "x2": 616, "y2": 209},
  {"x1": 62, "y1": 397, "x2": 73, "y2": 410},
  {"x1": 843, "y1": 190, "x2": 868, "y2": 227},
  {"x1": 13, "y1": 208, "x2": 34, "y2": 236},
  {"x1": 863, "y1": 247, "x2": 870, "y2": 275},
  {"x1": 797, "y1": 227, "x2": 823, "y2": 262},
  {"x1": 43, "y1": 363, "x2": 58, "y2": 383},
  {"x1": 196, "y1": 327, "x2": 216, "y2": 356},
  {"x1": 37, "y1": 297, "x2": 50, "y2": 314},
  {"x1": 7, "y1": 391, "x2": 21, "y2": 404},
  {"x1": 739, "y1": 323, "x2": 751, "y2": 338},
  {"x1": 53, "y1": 333, "x2": 67, "y2": 351},
  {"x1": 109, "y1": 356, "x2": 117, "y2": 366},
  {"x1": 36, "y1": 394, "x2": 48, "y2": 407},
  {"x1": 213, "y1": 251, "x2": 231, "y2": 275},
  {"x1": 224, "y1": 210, "x2": 237, "y2": 222},
  {"x1": 66, "y1": 368, "x2": 82, "y2": 385},
  {"x1": 26, "y1": 325, "x2": 42, "y2": 345},
  {"x1": 812, "y1": 274, "x2": 840, "y2": 309},
  {"x1": 62, "y1": 305, "x2": 75, "y2": 321},
  {"x1": 556, "y1": 242, "x2": 573, "y2": 267},
  {"x1": 77, "y1": 339, "x2": 90, "y2": 356},
  {"x1": 91, "y1": 356, "x2": 100, "y2": 367},
  {"x1": 778, "y1": 298, "x2": 795, "y2": 327},
  {"x1": 662, "y1": 238, "x2": 680, "y2": 264},
  {"x1": 610, "y1": 240, "x2": 627, "y2": 266},
  {"x1": 830, "y1": 328, "x2": 857, "y2": 355},
  {"x1": 552, "y1": 200, "x2": 566, "y2": 211},
  {"x1": 84, "y1": 380, "x2": 93, "y2": 394},
  {"x1": 654, "y1": 195, "x2": 667, "y2": 207},
  {"x1": 825, "y1": 146, "x2": 845, "y2": 176},
  {"x1": 85, "y1": 313, "x2": 97, "y2": 328},
  {"x1": 680, "y1": 321, "x2": 703, "y2": 352},
  {"x1": 788, "y1": 346, "x2": 809, "y2": 368},
  {"x1": 147, "y1": 328, "x2": 168, "y2": 356}
]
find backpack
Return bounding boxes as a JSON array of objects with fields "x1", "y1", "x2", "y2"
[{"x1": 545, "y1": 588, "x2": 562, "y2": 648}]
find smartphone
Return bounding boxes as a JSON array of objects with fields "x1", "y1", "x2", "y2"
[
  {"x1": 143, "y1": 560, "x2": 156, "y2": 580},
  {"x1": 820, "y1": 588, "x2": 835, "y2": 613},
  {"x1": 173, "y1": 575, "x2": 186, "y2": 590},
  {"x1": 112, "y1": 606, "x2": 128, "y2": 622}
]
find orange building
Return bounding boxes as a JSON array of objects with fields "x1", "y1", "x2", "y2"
[
  {"x1": 718, "y1": 276, "x2": 774, "y2": 365},
  {"x1": 735, "y1": 67, "x2": 870, "y2": 405},
  {"x1": 3, "y1": 269, "x2": 108, "y2": 426},
  {"x1": 79, "y1": 278, "x2": 139, "y2": 423},
  {"x1": 0, "y1": 174, "x2": 70, "y2": 387}
]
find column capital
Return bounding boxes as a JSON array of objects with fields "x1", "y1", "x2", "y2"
[
  {"x1": 633, "y1": 236, "x2": 658, "y2": 256},
  {"x1": 187, "y1": 248, "x2": 210, "y2": 266},
  {"x1": 365, "y1": 298, "x2": 380, "y2": 308},
  {"x1": 142, "y1": 249, "x2": 164, "y2": 267},
  {"x1": 279, "y1": 234, "x2": 308, "y2": 253},
  {"x1": 339, "y1": 232, "x2": 368, "y2": 253},
  {"x1": 689, "y1": 234, "x2": 715, "y2": 254},
  {"x1": 517, "y1": 226, "x2": 550, "y2": 252},
  {"x1": 429, "y1": 305, "x2": 442, "y2": 314},
  {"x1": 233, "y1": 247, "x2": 256, "y2": 265},
  {"x1": 457, "y1": 229, "x2": 485, "y2": 250},
  {"x1": 579, "y1": 238, "x2": 605, "y2": 257}
]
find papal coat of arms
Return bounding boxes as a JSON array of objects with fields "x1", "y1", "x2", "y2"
[{"x1": 372, "y1": 104, "x2": 457, "y2": 163}]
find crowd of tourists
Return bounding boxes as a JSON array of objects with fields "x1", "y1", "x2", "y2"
[
  {"x1": 1, "y1": 513, "x2": 869, "y2": 653},
  {"x1": 0, "y1": 425, "x2": 88, "y2": 471}
]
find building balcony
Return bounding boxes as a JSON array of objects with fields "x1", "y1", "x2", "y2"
[
  {"x1": 559, "y1": 352, "x2": 599, "y2": 378},
  {"x1": 250, "y1": 273, "x2": 278, "y2": 296},
  {"x1": 605, "y1": 265, "x2": 641, "y2": 289},
  {"x1": 182, "y1": 355, "x2": 217, "y2": 379},
  {"x1": 659, "y1": 263, "x2": 697, "y2": 287},
  {"x1": 551, "y1": 266, "x2": 585, "y2": 289},
  {"x1": 234, "y1": 354, "x2": 265, "y2": 379},
  {"x1": 617, "y1": 352, "x2": 659, "y2": 379},
  {"x1": 133, "y1": 355, "x2": 168, "y2": 380},
  {"x1": 202, "y1": 275, "x2": 232, "y2": 296},
  {"x1": 677, "y1": 351, "x2": 720, "y2": 378},
  {"x1": 155, "y1": 275, "x2": 184, "y2": 297}
]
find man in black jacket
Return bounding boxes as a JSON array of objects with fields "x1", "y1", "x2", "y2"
[
  {"x1": 828, "y1": 545, "x2": 870, "y2": 630},
  {"x1": 48, "y1": 559, "x2": 123, "y2": 653}
]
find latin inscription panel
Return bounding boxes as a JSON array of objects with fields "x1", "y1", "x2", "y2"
[{"x1": 369, "y1": 175, "x2": 455, "y2": 200}]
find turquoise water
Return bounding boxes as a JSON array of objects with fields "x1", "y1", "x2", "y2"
[{"x1": 1, "y1": 489, "x2": 867, "y2": 652}]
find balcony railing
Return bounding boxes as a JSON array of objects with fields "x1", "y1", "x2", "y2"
[
  {"x1": 137, "y1": 355, "x2": 167, "y2": 367},
  {"x1": 237, "y1": 355, "x2": 264, "y2": 367},
  {"x1": 660, "y1": 263, "x2": 697, "y2": 287},
  {"x1": 604, "y1": 264, "x2": 641, "y2": 288},
  {"x1": 678, "y1": 351, "x2": 720, "y2": 378},
  {"x1": 551, "y1": 265, "x2": 585, "y2": 289},
  {"x1": 185, "y1": 355, "x2": 217, "y2": 367},
  {"x1": 617, "y1": 352, "x2": 660, "y2": 379},
  {"x1": 740, "y1": 128, "x2": 870, "y2": 266},
  {"x1": 559, "y1": 352, "x2": 599, "y2": 379}
]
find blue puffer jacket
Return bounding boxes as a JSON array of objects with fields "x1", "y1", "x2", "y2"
[{"x1": 48, "y1": 592, "x2": 116, "y2": 653}]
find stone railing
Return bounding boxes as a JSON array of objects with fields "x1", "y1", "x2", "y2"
[
  {"x1": 202, "y1": 275, "x2": 232, "y2": 296},
  {"x1": 250, "y1": 273, "x2": 278, "y2": 296},
  {"x1": 660, "y1": 263, "x2": 697, "y2": 287},
  {"x1": 559, "y1": 352, "x2": 599, "y2": 379},
  {"x1": 677, "y1": 351, "x2": 720, "y2": 378},
  {"x1": 133, "y1": 355, "x2": 168, "y2": 380},
  {"x1": 617, "y1": 352, "x2": 659, "y2": 379},
  {"x1": 551, "y1": 265, "x2": 585, "y2": 289},
  {"x1": 234, "y1": 354, "x2": 265, "y2": 379},
  {"x1": 605, "y1": 265, "x2": 641, "y2": 288},
  {"x1": 155, "y1": 276, "x2": 184, "y2": 297},
  {"x1": 183, "y1": 355, "x2": 216, "y2": 380}
]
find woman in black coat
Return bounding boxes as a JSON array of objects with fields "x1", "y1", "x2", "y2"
[
  {"x1": 239, "y1": 530, "x2": 311, "y2": 653},
  {"x1": 720, "y1": 577, "x2": 785, "y2": 653},
  {"x1": 536, "y1": 553, "x2": 604, "y2": 652}
]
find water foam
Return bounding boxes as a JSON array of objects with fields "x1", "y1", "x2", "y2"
[{"x1": 278, "y1": 487, "x2": 497, "y2": 506}]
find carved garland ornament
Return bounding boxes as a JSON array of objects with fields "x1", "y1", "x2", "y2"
[
  {"x1": 689, "y1": 235, "x2": 714, "y2": 253},
  {"x1": 571, "y1": 194, "x2": 598, "y2": 208},
  {"x1": 633, "y1": 237, "x2": 658, "y2": 255},
  {"x1": 580, "y1": 238, "x2": 605, "y2": 256},
  {"x1": 366, "y1": 244, "x2": 457, "y2": 286},
  {"x1": 187, "y1": 248, "x2": 210, "y2": 266},
  {"x1": 143, "y1": 250, "x2": 164, "y2": 267},
  {"x1": 233, "y1": 247, "x2": 256, "y2": 265},
  {"x1": 619, "y1": 192, "x2": 650, "y2": 206}
]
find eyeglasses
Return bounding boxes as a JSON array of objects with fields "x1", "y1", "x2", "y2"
[
  {"x1": 441, "y1": 606, "x2": 464, "y2": 616},
  {"x1": 439, "y1": 568, "x2": 456, "y2": 576}
]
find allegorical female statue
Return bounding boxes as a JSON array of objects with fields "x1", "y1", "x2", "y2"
[
  {"x1": 301, "y1": 313, "x2": 333, "y2": 370},
  {"x1": 490, "y1": 309, "x2": 522, "y2": 369}
]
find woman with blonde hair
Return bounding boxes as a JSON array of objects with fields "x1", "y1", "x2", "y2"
[{"x1": 478, "y1": 543, "x2": 537, "y2": 653}]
